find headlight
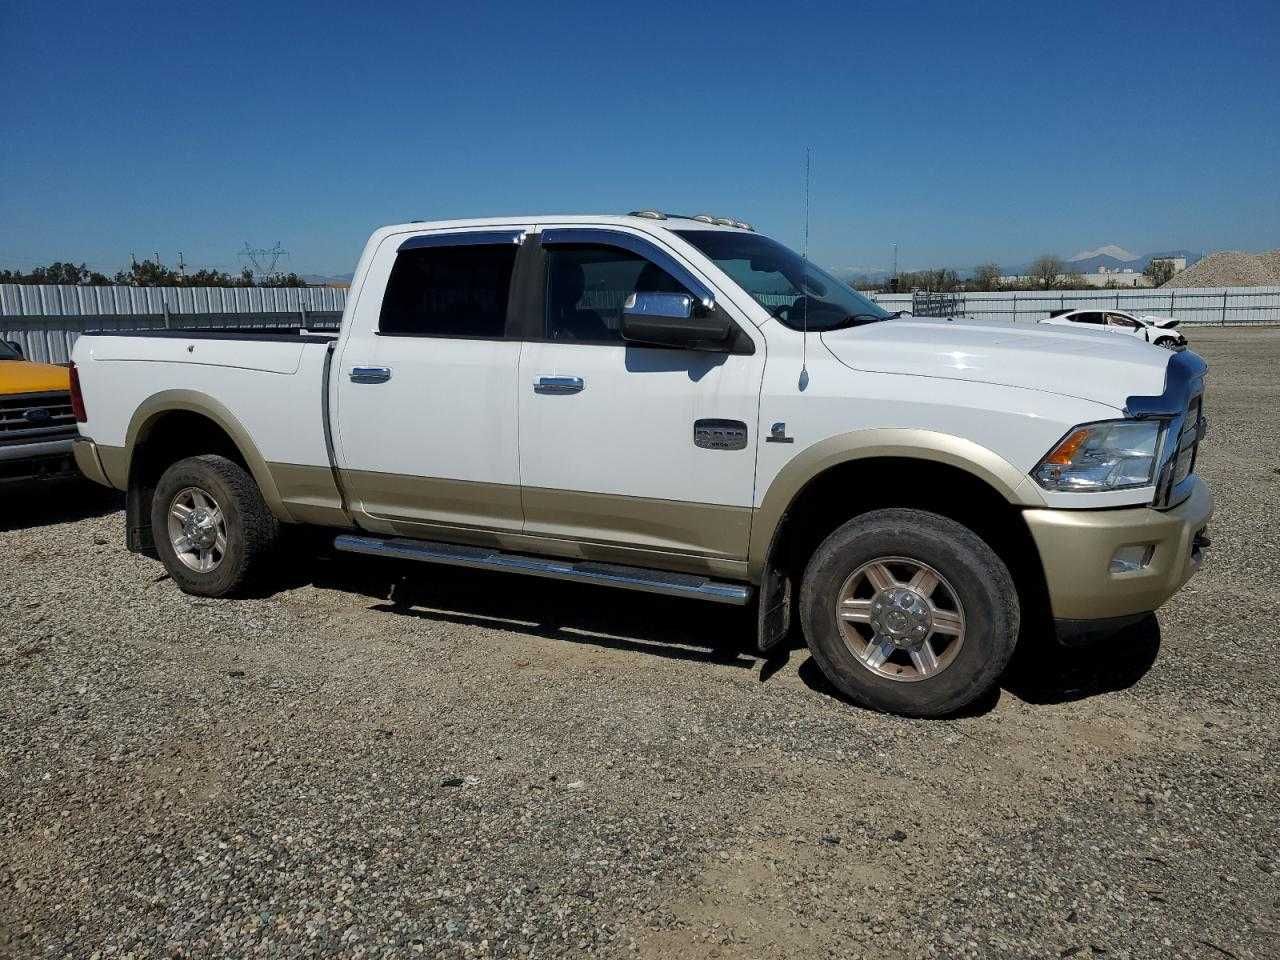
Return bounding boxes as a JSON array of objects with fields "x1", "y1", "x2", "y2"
[{"x1": 1032, "y1": 420, "x2": 1164, "y2": 492}]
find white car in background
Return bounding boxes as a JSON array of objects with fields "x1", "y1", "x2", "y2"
[{"x1": 1041, "y1": 309, "x2": 1187, "y2": 350}]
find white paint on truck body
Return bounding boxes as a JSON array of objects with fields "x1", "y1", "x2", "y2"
[{"x1": 73, "y1": 214, "x2": 1189, "y2": 531}]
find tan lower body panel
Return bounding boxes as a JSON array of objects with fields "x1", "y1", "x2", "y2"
[
  {"x1": 333, "y1": 470, "x2": 751, "y2": 580},
  {"x1": 267, "y1": 462, "x2": 350, "y2": 527},
  {"x1": 341, "y1": 469, "x2": 525, "y2": 533},
  {"x1": 94, "y1": 443, "x2": 129, "y2": 489},
  {"x1": 521, "y1": 485, "x2": 751, "y2": 560},
  {"x1": 72, "y1": 438, "x2": 113, "y2": 488}
]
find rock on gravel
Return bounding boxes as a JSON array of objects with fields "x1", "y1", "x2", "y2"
[{"x1": 2, "y1": 328, "x2": 1279, "y2": 959}]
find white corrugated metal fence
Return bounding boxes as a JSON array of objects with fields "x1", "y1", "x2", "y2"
[{"x1": 0, "y1": 284, "x2": 347, "y2": 363}]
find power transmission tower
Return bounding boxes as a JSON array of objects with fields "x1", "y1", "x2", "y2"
[{"x1": 238, "y1": 241, "x2": 289, "y2": 277}]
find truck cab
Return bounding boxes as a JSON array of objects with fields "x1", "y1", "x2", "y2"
[{"x1": 70, "y1": 214, "x2": 1213, "y2": 717}]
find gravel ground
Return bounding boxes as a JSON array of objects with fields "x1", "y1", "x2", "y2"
[{"x1": 2, "y1": 326, "x2": 1278, "y2": 960}]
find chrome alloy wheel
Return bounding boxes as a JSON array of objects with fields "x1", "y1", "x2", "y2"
[
  {"x1": 835, "y1": 557, "x2": 965, "y2": 682},
  {"x1": 167, "y1": 486, "x2": 228, "y2": 573}
]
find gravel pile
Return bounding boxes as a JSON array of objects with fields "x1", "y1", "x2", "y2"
[
  {"x1": 3, "y1": 327, "x2": 1279, "y2": 959},
  {"x1": 1164, "y1": 250, "x2": 1280, "y2": 287}
]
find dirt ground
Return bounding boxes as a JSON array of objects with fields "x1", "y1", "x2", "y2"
[{"x1": 2, "y1": 326, "x2": 1277, "y2": 959}]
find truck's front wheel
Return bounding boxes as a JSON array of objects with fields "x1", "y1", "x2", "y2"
[
  {"x1": 800, "y1": 508, "x2": 1019, "y2": 717},
  {"x1": 151, "y1": 454, "x2": 280, "y2": 597}
]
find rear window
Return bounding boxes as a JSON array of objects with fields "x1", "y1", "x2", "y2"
[{"x1": 379, "y1": 243, "x2": 518, "y2": 337}]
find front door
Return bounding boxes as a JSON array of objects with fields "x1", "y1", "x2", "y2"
[
  {"x1": 333, "y1": 228, "x2": 528, "y2": 535},
  {"x1": 515, "y1": 228, "x2": 764, "y2": 571}
]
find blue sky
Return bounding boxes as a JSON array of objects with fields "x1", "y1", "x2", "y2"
[{"x1": 2, "y1": 0, "x2": 1277, "y2": 277}]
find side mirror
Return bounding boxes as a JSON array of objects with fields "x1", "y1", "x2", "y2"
[
  {"x1": 621, "y1": 292, "x2": 732, "y2": 351},
  {"x1": 4, "y1": 340, "x2": 23, "y2": 359}
]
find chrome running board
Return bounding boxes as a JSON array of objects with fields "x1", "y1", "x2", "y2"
[{"x1": 333, "y1": 534, "x2": 752, "y2": 606}]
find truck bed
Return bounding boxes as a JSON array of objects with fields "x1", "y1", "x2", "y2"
[{"x1": 72, "y1": 329, "x2": 344, "y2": 526}]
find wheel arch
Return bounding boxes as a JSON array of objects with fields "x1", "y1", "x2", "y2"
[
  {"x1": 749, "y1": 430, "x2": 1053, "y2": 644},
  {"x1": 122, "y1": 391, "x2": 293, "y2": 553}
]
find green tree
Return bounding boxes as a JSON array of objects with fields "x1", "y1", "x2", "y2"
[
  {"x1": 2, "y1": 258, "x2": 311, "y2": 288},
  {"x1": 1143, "y1": 258, "x2": 1177, "y2": 286},
  {"x1": 0, "y1": 261, "x2": 111, "y2": 284}
]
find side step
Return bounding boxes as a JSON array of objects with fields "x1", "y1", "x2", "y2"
[{"x1": 333, "y1": 534, "x2": 753, "y2": 606}]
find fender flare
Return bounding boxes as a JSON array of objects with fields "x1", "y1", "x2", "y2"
[
  {"x1": 123, "y1": 389, "x2": 294, "y2": 522},
  {"x1": 747, "y1": 428, "x2": 1047, "y2": 580}
]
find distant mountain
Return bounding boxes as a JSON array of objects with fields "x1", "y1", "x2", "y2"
[
  {"x1": 1010, "y1": 248, "x2": 1202, "y2": 276},
  {"x1": 1069, "y1": 244, "x2": 1137, "y2": 264},
  {"x1": 302, "y1": 273, "x2": 354, "y2": 287},
  {"x1": 833, "y1": 266, "x2": 893, "y2": 283}
]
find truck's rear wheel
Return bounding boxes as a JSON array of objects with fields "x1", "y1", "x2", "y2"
[
  {"x1": 151, "y1": 454, "x2": 280, "y2": 597},
  {"x1": 799, "y1": 508, "x2": 1019, "y2": 717}
]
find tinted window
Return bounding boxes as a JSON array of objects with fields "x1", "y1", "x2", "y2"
[
  {"x1": 1072, "y1": 311, "x2": 1104, "y2": 325},
  {"x1": 545, "y1": 244, "x2": 688, "y2": 343},
  {"x1": 0, "y1": 340, "x2": 20, "y2": 360},
  {"x1": 379, "y1": 244, "x2": 517, "y2": 337}
]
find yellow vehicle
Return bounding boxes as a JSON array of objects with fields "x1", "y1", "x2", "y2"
[{"x1": 0, "y1": 338, "x2": 79, "y2": 483}]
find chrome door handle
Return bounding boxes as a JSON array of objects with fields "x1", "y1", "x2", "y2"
[
  {"x1": 533, "y1": 376, "x2": 584, "y2": 395},
  {"x1": 350, "y1": 367, "x2": 392, "y2": 384}
]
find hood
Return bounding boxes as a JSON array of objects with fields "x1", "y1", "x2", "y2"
[
  {"x1": 0, "y1": 359, "x2": 71, "y2": 395},
  {"x1": 1137, "y1": 314, "x2": 1179, "y2": 329},
  {"x1": 820, "y1": 317, "x2": 1170, "y2": 411}
]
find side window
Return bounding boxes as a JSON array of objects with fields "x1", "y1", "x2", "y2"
[
  {"x1": 544, "y1": 244, "x2": 690, "y2": 343},
  {"x1": 379, "y1": 243, "x2": 518, "y2": 337},
  {"x1": 1072, "y1": 311, "x2": 1104, "y2": 325},
  {"x1": 1106, "y1": 313, "x2": 1137, "y2": 328}
]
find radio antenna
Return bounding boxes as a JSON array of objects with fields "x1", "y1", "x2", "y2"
[{"x1": 799, "y1": 147, "x2": 812, "y2": 391}]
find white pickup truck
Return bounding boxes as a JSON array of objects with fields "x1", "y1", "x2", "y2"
[{"x1": 70, "y1": 213, "x2": 1213, "y2": 717}]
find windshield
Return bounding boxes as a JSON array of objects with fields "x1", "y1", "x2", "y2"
[
  {"x1": 0, "y1": 340, "x2": 20, "y2": 360},
  {"x1": 675, "y1": 229, "x2": 890, "y2": 331}
]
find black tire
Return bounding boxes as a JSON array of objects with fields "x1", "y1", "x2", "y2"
[
  {"x1": 799, "y1": 508, "x2": 1019, "y2": 718},
  {"x1": 151, "y1": 454, "x2": 280, "y2": 597},
  {"x1": 1154, "y1": 336, "x2": 1180, "y2": 350}
]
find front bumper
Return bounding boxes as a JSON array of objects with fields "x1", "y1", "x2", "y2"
[
  {"x1": 1023, "y1": 476, "x2": 1213, "y2": 622},
  {"x1": 0, "y1": 436, "x2": 77, "y2": 483}
]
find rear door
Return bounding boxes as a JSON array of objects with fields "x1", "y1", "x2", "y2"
[
  {"x1": 333, "y1": 228, "x2": 529, "y2": 535},
  {"x1": 514, "y1": 228, "x2": 764, "y2": 572}
]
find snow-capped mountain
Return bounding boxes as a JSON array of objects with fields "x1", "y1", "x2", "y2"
[{"x1": 1068, "y1": 244, "x2": 1137, "y2": 263}]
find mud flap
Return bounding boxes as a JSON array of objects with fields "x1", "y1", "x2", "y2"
[{"x1": 756, "y1": 559, "x2": 793, "y2": 654}]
